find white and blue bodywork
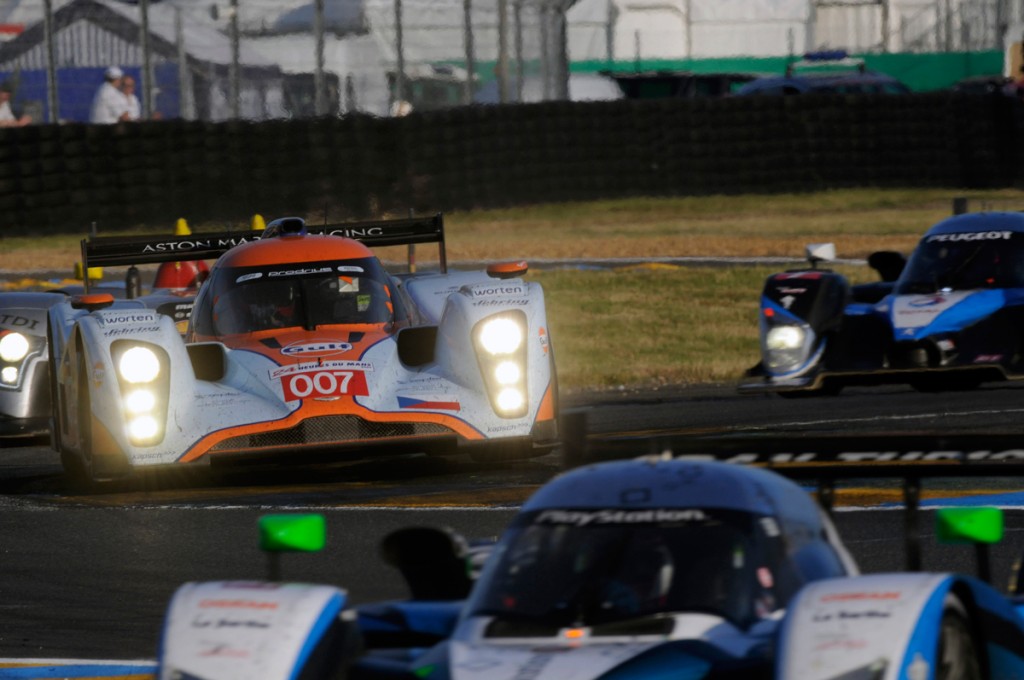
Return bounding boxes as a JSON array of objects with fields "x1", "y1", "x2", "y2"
[
  {"x1": 0, "y1": 284, "x2": 191, "y2": 439},
  {"x1": 156, "y1": 458, "x2": 1024, "y2": 679},
  {"x1": 743, "y1": 212, "x2": 1024, "y2": 394}
]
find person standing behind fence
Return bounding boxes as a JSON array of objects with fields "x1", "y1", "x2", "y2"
[
  {"x1": 0, "y1": 81, "x2": 30, "y2": 127},
  {"x1": 90, "y1": 66, "x2": 130, "y2": 124},
  {"x1": 120, "y1": 74, "x2": 141, "y2": 121}
]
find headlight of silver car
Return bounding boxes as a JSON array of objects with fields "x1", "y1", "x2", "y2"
[
  {"x1": 0, "y1": 332, "x2": 29, "y2": 363},
  {"x1": 0, "y1": 330, "x2": 43, "y2": 388},
  {"x1": 473, "y1": 312, "x2": 528, "y2": 418}
]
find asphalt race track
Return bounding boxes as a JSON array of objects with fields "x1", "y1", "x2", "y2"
[{"x1": 2, "y1": 383, "x2": 1024, "y2": 668}]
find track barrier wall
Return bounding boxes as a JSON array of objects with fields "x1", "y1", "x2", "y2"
[{"x1": 2, "y1": 91, "x2": 1022, "y2": 232}]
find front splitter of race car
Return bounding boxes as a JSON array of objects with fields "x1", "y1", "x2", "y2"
[
  {"x1": 739, "y1": 362, "x2": 1014, "y2": 394},
  {"x1": 195, "y1": 418, "x2": 556, "y2": 467},
  {"x1": 0, "y1": 413, "x2": 50, "y2": 438}
]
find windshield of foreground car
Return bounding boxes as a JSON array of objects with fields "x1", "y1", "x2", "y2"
[
  {"x1": 465, "y1": 508, "x2": 791, "y2": 630},
  {"x1": 198, "y1": 257, "x2": 395, "y2": 335},
  {"x1": 895, "y1": 232, "x2": 1024, "y2": 294}
]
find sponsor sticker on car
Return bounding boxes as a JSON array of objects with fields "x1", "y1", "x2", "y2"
[{"x1": 280, "y1": 369, "x2": 369, "y2": 401}]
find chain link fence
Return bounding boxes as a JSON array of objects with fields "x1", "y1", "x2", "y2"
[
  {"x1": 0, "y1": 0, "x2": 573, "y2": 123},
  {"x1": 0, "y1": 0, "x2": 1014, "y2": 125}
]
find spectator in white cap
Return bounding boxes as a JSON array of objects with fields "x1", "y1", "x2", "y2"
[
  {"x1": 90, "y1": 66, "x2": 129, "y2": 124},
  {"x1": 0, "y1": 81, "x2": 30, "y2": 127}
]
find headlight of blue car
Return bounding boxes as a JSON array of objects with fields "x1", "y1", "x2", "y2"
[{"x1": 764, "y1": 323, "x2": 812, "y2": 372}]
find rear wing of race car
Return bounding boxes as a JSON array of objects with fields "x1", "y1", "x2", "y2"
[
  {"x1": 562, "y1": 413, "x2": 1024, "y2": 576},
  {"x1": 80, "y1": 213, "x2": 447, "y2": 292},
  {"x1": 309, "y1": 214, "x2": 447, "y2": 273}
]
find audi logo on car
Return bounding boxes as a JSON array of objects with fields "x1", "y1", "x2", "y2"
[{"x1": 280, "y1": 341, "x2": 352, "y2": 357}]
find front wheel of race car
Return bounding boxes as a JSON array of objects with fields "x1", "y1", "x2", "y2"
[
  {"x1": 60, "y1": 348, "x2": 95, "y2": 487},
  {"x1": 937, "y1": 595, "x2": 983, "y2": 680},
  {"x1": 46, "y1": 323, "x2": 62, "y2": 453}
]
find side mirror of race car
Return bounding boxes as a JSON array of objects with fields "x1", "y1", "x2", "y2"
[
  {"x1": 380, "y1": 526, "x2": 475, "y2": 600},
  {"x1": 867, "y1": 250, "x2": 907, "y2": 282},
  {"x1": 259, "y1": 513, "x2": 327, "y2": 580},
  {"x1": 935, "y1": 507, "x2": 1003, "y2": 585},
  {"x1": 397, "y1": 326, "x2": 438, "y2": 367},
  {"x1": 805, "y1": 242, "x2": 836, "y2": 268}
]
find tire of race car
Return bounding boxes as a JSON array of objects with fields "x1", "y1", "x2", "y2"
[
  {"x1": 46, "y1": 322, "x2": 62, "y2": 453},
  {"x1": 64, "y1": 348, "x2": 95, "y2": 486},
  {"x1": 937, "y1": 594, "x2": 983, "y2": 680}
]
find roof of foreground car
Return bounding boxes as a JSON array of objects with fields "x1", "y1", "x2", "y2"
[
  {"x1": 924, "y1": 211, "x2": 1024, "y2": 236},
  {"x1": 523, "y1": 457, "x2": 822, "y2": 521}
]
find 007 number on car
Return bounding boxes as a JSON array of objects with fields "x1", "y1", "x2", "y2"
[{"x1": 282, "y1": 370, "x2": 369, "y2": 400}]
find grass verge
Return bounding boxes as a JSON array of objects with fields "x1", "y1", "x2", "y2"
[{"x1": 4, "y1": 188, "x2": 1023, "y2": 392}]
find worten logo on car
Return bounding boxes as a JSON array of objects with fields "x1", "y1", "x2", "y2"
[
  {"x1": 280, "y1": 340, "x2": 352, "y2": 357},
  {"x1": 466, "y1": 283, "x2": 526, "y2": 297},
  {"x1": 95, "y1": 311, "x2": 158, "y2": 326}
]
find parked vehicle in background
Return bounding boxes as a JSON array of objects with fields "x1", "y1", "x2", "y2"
[
  {"x1": 474, "y1": 73, "x2": 623, "y2": 104},
  {"x1": 735, "y1": 50, "x2": 910, "y2": 96},
  {"x1": 603, "y1": 70, "x2": 758, "y2": 99}
]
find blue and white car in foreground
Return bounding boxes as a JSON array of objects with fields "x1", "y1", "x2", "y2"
[
  {"x1": 157, "y1": 455, "x2": 1024, "y2": 679},
  {"x1": 742, "y1": 211, "x2": 1024, "y2": 395}
]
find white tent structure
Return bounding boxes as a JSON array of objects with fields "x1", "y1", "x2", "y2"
[{"x1": 568, "y1": 0, "x2": 1017, "y2": 63}]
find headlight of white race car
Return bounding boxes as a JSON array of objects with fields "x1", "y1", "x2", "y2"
[
  {"x1": 473, "y1": 312, "x2": 528, "y2": 418},
  {"x1": 118, "y1": 346, "x2": 161, "y2": 383},
  {"x1": 111, "y1": 341, "x2": 170, "y2": 446}
]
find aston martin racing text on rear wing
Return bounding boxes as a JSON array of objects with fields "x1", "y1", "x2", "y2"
[
  {"x1": 311, "y1": 214, "x2": 447, "y2": 272},
  {"x1": 82, "y1": 230, "x2": 265, "y2": 270},
  {"x1": 80, "y1": 213, "x2": 447, "y2": 277}
]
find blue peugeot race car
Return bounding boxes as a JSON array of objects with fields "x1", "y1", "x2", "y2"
[
  {"x1": 155, "y1": 453, "x2": 1024, "y2": 680},
  {"x1": 742, "y1": 211, "x2": 1024, "y2": 395}
]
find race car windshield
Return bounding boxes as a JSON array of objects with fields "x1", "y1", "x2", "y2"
[
  {"x1": 896, "y1": 232, "x2": 1024, "y2": 294},
  {"x1": 467, "y1": 508, "x2": 784, "y2": 630},
  {"x1": 204, "y1": 257, "x2": 394, "y2": 334}
]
